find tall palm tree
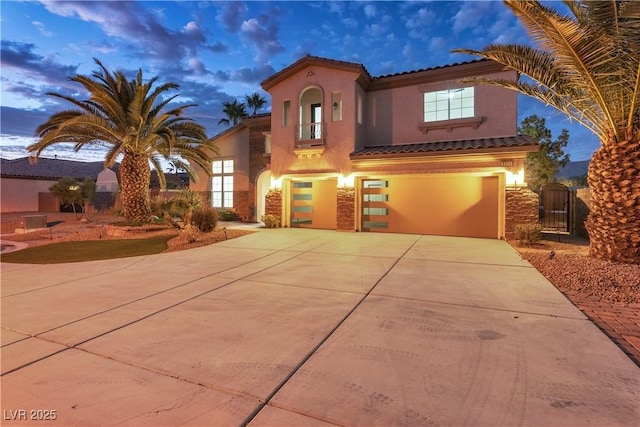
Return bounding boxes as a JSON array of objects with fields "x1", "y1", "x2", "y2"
[
  {"x1": 29, "y1": 59, "x2": 217, "y2": 224},
  {"x1": 245, "y1": 92, "x2": 267, "y2": 115},
  {"x1": 217, "y1": 100, "x2": 247, "y2": 126},
  {"x1": 454, "y1": 0, "x2": 640, "y2": 264}
]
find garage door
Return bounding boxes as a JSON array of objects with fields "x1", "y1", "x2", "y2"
[
  {"x1": 361, "y1": 175, "x2": 499, "y2": 238},
  {"x1": 291, "y1": 179, "x2": 337, "y2": 229}
]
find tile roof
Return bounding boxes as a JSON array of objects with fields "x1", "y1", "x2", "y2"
[
  {"x1": 371, "y1": 59, "x2": 488, "y2": 80},
  {"x1": 350, "y1": 135, "x2": 537, "y2": 158},
  {"x1": 0, "y1": 157, "x2": 116, "y2": 180},
  {"x1": 261, "y1": 55, "x2": 498, "y2": 92}
]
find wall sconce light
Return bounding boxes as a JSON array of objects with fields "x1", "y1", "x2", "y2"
[
  {"x1": 505, "y1": 169, "x2": 525, "y2": 187},
  {"x1": 338, "y1": 173, "x2": 355, "y2": 188},
  {"x1": 333, "y1": 102, "x2": 339, "y2": 110},
  {"x1": 270, "y1": 176, "x2": 283, "y2": 190}
]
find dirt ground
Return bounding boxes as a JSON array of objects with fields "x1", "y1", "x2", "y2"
[{"x1": 0, "y1": 212, "x2": 255, "y2": 253}]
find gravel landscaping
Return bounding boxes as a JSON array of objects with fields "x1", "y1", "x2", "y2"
[{"x1": 511, "y1": 236, "x2": 640, "y2": 304}]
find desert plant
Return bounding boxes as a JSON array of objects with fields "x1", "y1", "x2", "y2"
[
  {"x1": 218, "y1": 209, "x2": 241, "y2": 221},
  {"x1": 454, "y1": 1, "x2": 640, "y2": 263},
  {"x1": 171, "y1": 188, "x2": 203, "y2": 225},
  {"x1": 29, "y1": 58, "x2": 217, "y2": 224},
  {"x1": 514, "y1": 223, "x2": 543, "y2": 245},
  {"x1": 191, "y1": 206, "x2": 218, "y2": 232},
  {"x1": 49, "y1": 176, "x2": 96, "y2": 219},
  {"x1": 262, "y1": 214, "x2": 281, "y2": 228}
]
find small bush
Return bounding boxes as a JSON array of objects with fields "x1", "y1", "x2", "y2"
[
  {"x1": 218, "y1": 209, "x2": 241, "y2": 221},
  {"x1": 262, "y1": 214, "x2": 281, "y2": 228},
  {"x1": 514, "y1": 223, "x2": 543, "y2": 245},
  {"x1": 191, "y1": 206, "x2": 218, "y2": 232}
]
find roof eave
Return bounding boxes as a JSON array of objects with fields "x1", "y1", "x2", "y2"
[
  {"x1": 350, "y1": 144, "x2": 538, "y2": 162},
  {"x1": 261, "y1": 55, "x2": 371, "y2": 91}
]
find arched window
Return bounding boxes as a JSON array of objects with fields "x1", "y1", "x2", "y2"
[{"x1": 298, "y1": 87, "x2": 323, "y2": 142}]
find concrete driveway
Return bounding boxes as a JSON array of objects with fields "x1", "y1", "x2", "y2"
[{"x1": 1, "y1": 229, "x2": 638, "y2": 426}]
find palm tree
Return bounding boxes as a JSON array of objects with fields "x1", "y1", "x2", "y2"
[
  {"x1": 29, "y1": 59, "x2": 217, "y2": 224},
  {"x1": 218, "y1": 100, "x2": 247, "y2": 126},
  {"x1": 244, "y1": 92, "x2": 267, "y2": 115},
  {"x1": 454, "y1": 0, "x2": 640, "y2": 264}
]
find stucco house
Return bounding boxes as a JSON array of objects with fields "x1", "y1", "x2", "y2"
[
  {"x1": 0, "y1": 157, "x2": 119, "y2": 213},
  {"x1": 193, "y1": 55, "x2": 539, "y2": 239}
]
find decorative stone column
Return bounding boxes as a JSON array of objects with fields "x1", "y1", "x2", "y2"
[
  {"x1": 505, "y1": 187, "x2": 539, "y2": 239},
  {"x1": 337, "y1": 187, "x2": 356, "y2": 231},
  {"x1": 265, "y1": 189, "x2": 282, "y2": 218}
]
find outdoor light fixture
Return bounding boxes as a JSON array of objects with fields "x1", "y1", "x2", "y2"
[
  {"x1": 270, "y1": 176, "x2": 283, "y2": 189},
  {"x1": 506, "y1": 169, "x2": 525, "y2": 187},
  {"x1": 338, "y1": 173, "x2": 355, "y2": 188},
  {"x1": 333, "y1": 102, "x2": 339, "y2": 110}
]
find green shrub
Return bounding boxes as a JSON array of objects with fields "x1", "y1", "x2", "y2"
[
  {"x1": 514, "y1": 223, "x2": 543, "y2": 245},
  {"x1": 262, "y1": 214, "x2": 281, "y2": 228},
  {"x1": 191, "y1": 206, "x2": 218, "y2": 232},
  {"x1": 218, "y1": 209, "x2": 241, "y2": 221},
  {"x1": 171, "y1": 188, "x2": 203, "y2": 224}
]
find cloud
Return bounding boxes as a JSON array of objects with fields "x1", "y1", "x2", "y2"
[
  {"x1": 240, "y1": 11, "x2": 285, "y2": 63},
  {"x1": 229, "y1": 64, "x2": 277, "y2": 84},
  {"x1": 40, "y1": 1, "x2": 208, "y2": 63},
  {"x1": 83, "y1": 41, "x2": 118, "y2": 54},
  {"x1": 0, "y1": 107, "x2": 53, "y2": 136},
  {"x1": 32, "y1": 21, "x2": 54, "y2": 37},
  {"x1": 216, "y1": 1, "x2": 248, "y2": 33},
  {"x1": 405, "y1": 6, "x2": 436, "y2": 40},
  {"x1": 452, "y1": 1, "x2": 496, "y2": 34},
  {"x1": 364, "y1": 4, "x2": 377, "y2": 19},
  {"x1": 1, "y1": 40, "x2": 78, "y2": 86},
  {"x1": 206, "y1": 42, "x2": 228, "y2": 54}
]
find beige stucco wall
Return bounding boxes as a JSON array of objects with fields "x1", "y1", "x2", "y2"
[
  {"x1": 364, "y1": 69, "x2": 518, "y2": 147},
  {"x1": 267, "y1": 65, "x2": 362, "y2": 177},
  {"x1": 191, "y1": 127, "x2": 250, "y2": 194},
  {"x1": 1, "y1": 178, "x2": 55, "y2": 213},
  {"x1": 266, "y1": 63, "x2": 518, "y2": 178}
]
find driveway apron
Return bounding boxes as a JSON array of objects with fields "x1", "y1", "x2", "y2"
[{"x1": 1, "y1": 229, "x2": 638, "y2": 426}]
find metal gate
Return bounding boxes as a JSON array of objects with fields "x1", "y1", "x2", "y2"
[{"x1": 539, "y1": 183, "x2": 570, "y2": 232}]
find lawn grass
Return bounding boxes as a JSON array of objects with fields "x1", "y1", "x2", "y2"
[{"x1": 1, "y1": 236, "x2": 174, "y2": 264}]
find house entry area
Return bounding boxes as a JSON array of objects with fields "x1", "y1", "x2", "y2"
[
  {"x1": 361, "y1": 175, "x2": 500, "y2": 238},
  {"x1": 290, "y1": 179, "x2": 337, "y2": 229}
]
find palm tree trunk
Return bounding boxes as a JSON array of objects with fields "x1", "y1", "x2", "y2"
[
  {"x1": 120, "y1": 153, "x2": 152, "y2": 223},
  {"x1": 585, "y1": 138, "x2": 640, "y2": 264}
]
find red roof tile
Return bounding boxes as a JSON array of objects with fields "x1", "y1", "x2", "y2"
[{"x1": 350, "y1": 135, "x2": 537, "y2": 158}]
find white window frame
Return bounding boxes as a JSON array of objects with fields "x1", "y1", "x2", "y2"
[
  {"x1": 212, "y1": 159, "x2": 234, "y2": 208},
  {"x1": 424, "y1": 87, "x2": 474, "y2": 122}
]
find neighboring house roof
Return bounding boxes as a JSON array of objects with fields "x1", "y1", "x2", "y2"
[
  {"x1": 350, "y1": 135, "x2": 537, "y2": 159},
  {"x1": 211, "y1": 114, "x2": 272, "y2": 143},
  {"x1": 0, "y1": 157, "x2": 118, "y2": 180},
  {"x1": 261, "y1": 55, "x2": 504, "y2": 92}
]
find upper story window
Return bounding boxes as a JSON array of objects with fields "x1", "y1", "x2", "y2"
[
  {"x1": 282, "y1": 100, "x2": 291, "y2": 127},
  {"x1": 212, "y1": 159, "x2": 234, "y2": 208},
  {"x1": 424, "y1": 87, "x2": 474, "y2": 122},
  {"x1": 298, "y1": 87, "x2": 323, "y2": 142}
]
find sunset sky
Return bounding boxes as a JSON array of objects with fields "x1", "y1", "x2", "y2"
[{"x1": 1, "y1": 1, "x2": 599, "y2": 168}]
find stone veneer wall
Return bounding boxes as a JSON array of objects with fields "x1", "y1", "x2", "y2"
[
  {"x1": 504, "y1": 187, "x2": 539, "y2": 239},
  {"x1": 337, "y1": 187, "x2": 356, "y2": 231},
  {"x1": 265, "y1": 189, "x2": 282, "y2": 220},
  {"x1": 248, "y1": 121, "x2": 271, "y2": 222}
]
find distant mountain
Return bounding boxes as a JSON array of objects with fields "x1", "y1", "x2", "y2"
[{"x1": 556, "y1": 160, "x2": 589, "y2": 179}]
